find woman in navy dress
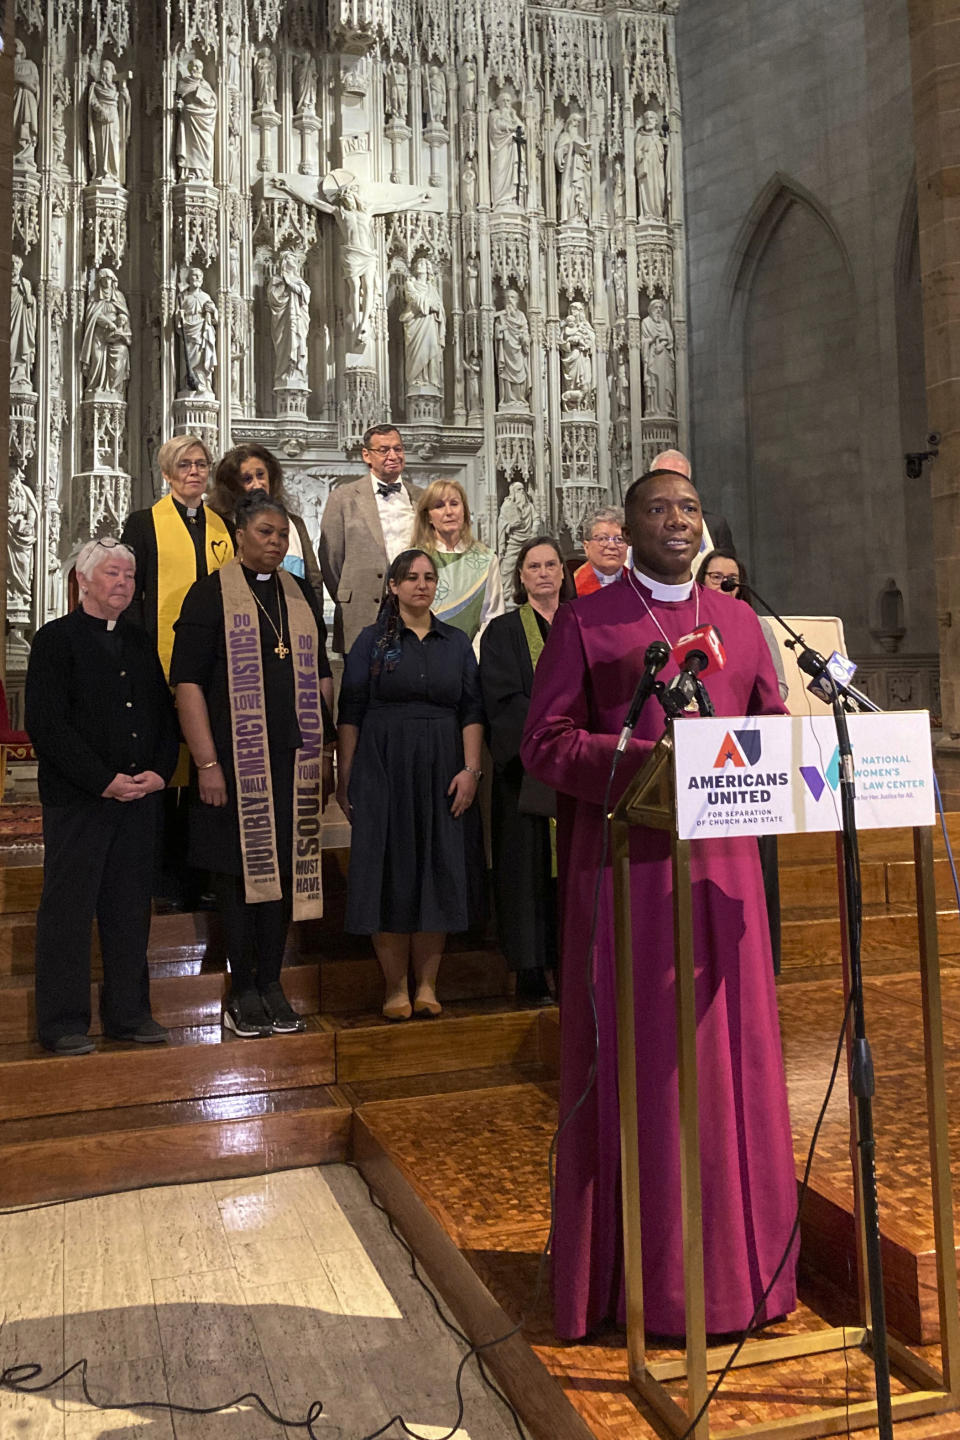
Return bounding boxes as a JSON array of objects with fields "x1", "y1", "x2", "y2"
[{"x1": 337, "y1": 549, "x2": 485, "y2": 1020}]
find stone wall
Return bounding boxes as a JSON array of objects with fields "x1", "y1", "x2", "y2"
[
  {"x1": 6, "y1": 0, "x2": 691, "y2": 672},
  {"x1": 676, "y1": 0, "x2": 931, "y2": 660}
]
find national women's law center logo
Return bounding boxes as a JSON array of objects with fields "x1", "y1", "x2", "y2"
[{"x1": 798, "y1": 746, "x2": 841, "y2": 801}]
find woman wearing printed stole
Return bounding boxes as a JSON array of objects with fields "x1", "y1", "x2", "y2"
[
  {"x1": 170, "y1": 494, "x2": 335, "y2": 1037},
  {"x1": 337, "y1": 549, "x2": 485, "y2": 1021},
  {"x1": 410, "y1": 479, "x2": 504, "y2": 656},
  {"x1": 480, "y1": 537, "x2": 570, "y2": 1002}
]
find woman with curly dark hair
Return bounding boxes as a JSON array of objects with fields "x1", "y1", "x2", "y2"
[
  {"x1": 210, "y1": 443, "x2": 324, "y2": 605},
  {"x1": 336, "y1": 548, "x2": 485, "y2": 1020}
]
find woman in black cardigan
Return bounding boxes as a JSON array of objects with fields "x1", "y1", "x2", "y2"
[{"x1": 479, "y1": 536, "x2": 571, "y2": 1000}]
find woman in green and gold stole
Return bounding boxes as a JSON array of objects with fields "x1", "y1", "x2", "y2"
[{"x1": 410, "y1": 478, "x2": 504, "y2": 656}]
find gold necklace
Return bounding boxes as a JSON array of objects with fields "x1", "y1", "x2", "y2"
[{"x1": 248, "y1": 573, "x2": 289, "y2": 659}]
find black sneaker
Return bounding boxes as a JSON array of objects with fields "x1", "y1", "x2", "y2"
[
  {"x1": 222, "y1": 989, "x2": 273, "y2": 1037},
  {"x1": 259, "y1": 981, "x2": 306, "y2": 1034}
]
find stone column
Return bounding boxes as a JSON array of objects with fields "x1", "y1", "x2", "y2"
[
  {"x1": 908, "y1": 1, "x2": 960, "y2": 802},
  {"x1": 0, "y1": 12, "x2": 14, "y2": 680}
]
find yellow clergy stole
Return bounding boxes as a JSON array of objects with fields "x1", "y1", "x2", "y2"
[
  {"x1": 152, "y1": 493, "x2": 233, "y2": 681},
  {"x1": 153, "y1": 494, "x2": 233, "y2": 788}
]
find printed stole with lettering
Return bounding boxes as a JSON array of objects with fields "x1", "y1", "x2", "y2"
[
  {"x1": 219, "y1": 560, "x2": 325, "y2": 921},
  {"x1": 154, "y1": 495, "x2": 234, "y2": 787}
]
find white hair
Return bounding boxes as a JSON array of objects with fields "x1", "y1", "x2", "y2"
[{"x1": 75, "y1": 538, "x2": 136, "y2": 582}]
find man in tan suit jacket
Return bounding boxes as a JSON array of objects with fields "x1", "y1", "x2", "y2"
[{"x1": 319, "y1": 424, "x2": 423, "y2": 654}]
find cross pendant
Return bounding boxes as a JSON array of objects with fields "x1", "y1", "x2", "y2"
[{"x1": 275, "y1": 640, "x2": 290, "y2": 659}]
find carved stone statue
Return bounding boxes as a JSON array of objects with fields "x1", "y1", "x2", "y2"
[
  {"x1": 87, "y1": 58, "x2": 131, "y2": 184},
  {"x1": 488, "y1": 89, "x2": 525, "y2": 209},
  {"x1": 10, "y1": 256, "x2": 37, "y2": 392},
  {"x1": 14, "y1": 41, "x2": 40, "y2": 170},
  {"x1": 635, "y1": 110, "x2": 667, "y2": 219},
  {"x1": 640, "y1": 298, "x2": 676, "y2": 415},
  {"x1": 464, "y1": 349, "x2": 481, "y2": 416},
  {"x1": 465, "y1": 252, "x2": 479, "y2": 310},
  {"x1": 560, "y1": 302, "x2": 596, "y2": 410},
  {"x1": 425, "y1": 65, "x2": 446, "y2": 128},
  {"x1": 80, "y1": 267, "x2": 132, "y2": 397},
  {"x1": 497, "y1": 480, "x2": 536, "y2": 590},
  {"x1": 461, "y1": 59, "x2": 477, "y2": 114},
  {"x1": 176, "y1": 266, "x2": 219, "y2": 396},
  {"x1": 176, "y1": 59, "x2": 217, "y2": 182},
  {"x1": 294, "y1": 52, "x2": 318, "y2": 115},
  {"x1": 461, "y1": 159, "x2": 477, "y2": 214},
  {"x1": 555, "y1": 111, "x2": 590, "y2": 224},
  {"x1": 254, "y1": 47, "x2": 278, "y2": 113},
  {"x1": 385, "y1": 60, "x2": 408, "y2": 122},
  {"x1": 7, "y1": 467, "x2": 38, "y2": 610},
  {"x1": 400, "y1": 257, "x2": 445, "y2": 391},
  {"x1": 273, "y1": 169, "x2": 429, "y2": 350},
  {"x1": 266, "y1": 250, "x2": 311, "y2": 388},
  {"x1": 494, "y1": 288, "x2": 530, "y2": 409}
]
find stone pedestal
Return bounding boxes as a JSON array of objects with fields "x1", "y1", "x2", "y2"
[
  {"x1": 79, "y1": 397, "x2": 127, "y2": 474},
  {"x1": 172, "y1": 395, "x2": 219, "y2": 452},
  {"x1": 406, "y1": 387, "x2": 442, "y2": 424},
  {"x1": 339, "y1": 369, "x2": 380, "y2": 450},
  {"x1": 82, "y1": 183, "x2": 129, "y2": 267},
  {"x1": 172, "y1": 182, "x2": 219, "y2": 267},
  {"x1": 559, "y1": 417, "x2": 601, "y2": 540},
  {"x1": 70, "y1": 470, "x2": 132, "y2": 545},
  {"x1": 294, "y1": 113, "x2": 322, "y2": 176},
  {"x1": 274, "y1": 384, "x2": 309, "y2": 420}
]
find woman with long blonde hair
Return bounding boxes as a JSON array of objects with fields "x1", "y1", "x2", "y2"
[{"x1": 410, "y1": 478, "x2": 504, "y2": 654}]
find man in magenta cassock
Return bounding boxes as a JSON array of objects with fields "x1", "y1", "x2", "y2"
[{"x1": 521, "y1": 469, "x2": 798, "y2": 1339}]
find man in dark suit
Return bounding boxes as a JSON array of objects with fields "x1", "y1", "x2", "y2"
[
  {"x1": 25, "y1": 539, "x2": 180, "y2": 1054},
  {"x1": 318, "y1": 424, "x2": 423, "y2": 655}
]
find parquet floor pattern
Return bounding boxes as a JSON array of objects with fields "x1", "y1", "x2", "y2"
[{"x1": 358, "y1": 962, "x2": 960, "y2": 1440}]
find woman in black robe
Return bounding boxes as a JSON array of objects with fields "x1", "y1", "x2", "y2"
[
  {"x1": 170, "y1": 494, "x2": 334, "y2": 1036},
  {"x1": 479, "y1": 536, "x2": 571, "y2": 1000}
]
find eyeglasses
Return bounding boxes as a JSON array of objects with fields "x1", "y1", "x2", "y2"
[
  {"x1": 177, "y1": 458, "x2": 210, "y2": 472},
  {"x1": 703, "y1": 570, "x2": 739, "y2": 585},
  {"x1": 588, "y1": 534, "x2": 627, "y2": 548},
  {"x1": 367, "y1": 445, "x2": 405, "y2": 455}
]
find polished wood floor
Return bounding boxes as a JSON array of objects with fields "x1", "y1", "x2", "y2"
[{"x1": 3, "y1": 814, "x2": 960, "y2": 1436}]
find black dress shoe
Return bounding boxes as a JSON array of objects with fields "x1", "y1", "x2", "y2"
[
  {"x1": 104, "y1": 1019, "x2": 169, "y2": 1044},
  {"x1": 46, "y1": 1034, "x2": 95, "y2": 1056}
]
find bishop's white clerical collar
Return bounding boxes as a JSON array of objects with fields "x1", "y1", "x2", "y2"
[{"x1": 633, "y1": 567, "x2": 694, "y2": 602}]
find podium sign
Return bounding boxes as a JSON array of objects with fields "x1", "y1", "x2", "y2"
[{"x1": 673, "y1": 710, "x2": 934, "y2": 841}]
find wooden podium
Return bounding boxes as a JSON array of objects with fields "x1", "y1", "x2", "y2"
[{"x1": 610, "y1": 727, "x2": 960, "y2": 1440}]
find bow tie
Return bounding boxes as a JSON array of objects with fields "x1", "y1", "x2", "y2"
[{"x1": 377, "y1": 481, "x2": 402, "y2": 497}]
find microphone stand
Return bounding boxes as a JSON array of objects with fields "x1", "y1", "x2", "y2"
[{"x1": 739, "y1": 580, "x2": 893, "y2": 1439}]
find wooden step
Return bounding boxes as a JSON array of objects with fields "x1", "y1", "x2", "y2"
[
  {"x1": 781, "y1": 902, "x2": 960, "y2": 971},
  {"x1": 0, "y1": 1084, "x2": 352, "y2": 1207},
  {"x1": 0, "y1": 1019, "x2": 336, "y2": 1123},
  {"x1": 0, "y1": 961, "x2": 321, "y2": 1044},
  {"x1": 334, "y1": 1002, "x2": 545, "y2": 1083}
]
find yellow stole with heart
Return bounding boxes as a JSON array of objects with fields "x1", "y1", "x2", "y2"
[{"x1": 152, "y1": 494, "x2": 233, "y2": 681}]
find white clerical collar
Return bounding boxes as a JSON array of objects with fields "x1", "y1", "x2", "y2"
[
  {"x1": 633, "y1": 567, "x2": 694, "y2": 602},
  {"x1": 185, "y1": 500, "x2": 203, "y2": 519},
  {"x1": 106, "y1": 618, "x2": 117, "y2": 631},
  {"x1": 256, "y1": 572, "x2": 271, "y2": 581},
  {"x1": 592, "y1": 565, "x2": 621, "y2": 586}
]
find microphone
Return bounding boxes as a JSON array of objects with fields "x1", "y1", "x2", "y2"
[
  {"x1": 616, "y1": 640, "x2": 670, "y2": 752},
  {"x1": 720, "y1": 575, "x2": 739, "y2": 593},
  {"x1": 672, "y1": 624, "x2": 725, "y2": 675},
  {"x1": 661, "y1": 626, "x2": 726, "y2": 718}
]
